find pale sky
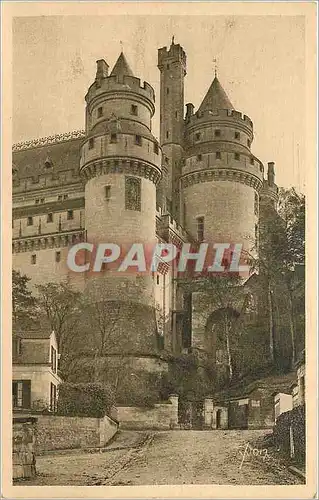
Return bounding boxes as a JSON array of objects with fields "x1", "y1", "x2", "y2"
[{"x1": 13, "y1": 15, "x2": 305, "y2": 191}]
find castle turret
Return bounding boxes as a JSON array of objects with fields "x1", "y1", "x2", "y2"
[
  {"x1": 158, "y1": 38, "x2": 186, "y2": 219},
  {"x1": 80, "y1": 53, "x2": 164, "y2": 375},
  {"x1": 181, "y1": 74, "x2": 264, "y2": 258}
]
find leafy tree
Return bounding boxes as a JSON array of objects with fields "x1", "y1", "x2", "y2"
[{"x1": 12, "y1": 270, "x2": 37, "y2": 327}]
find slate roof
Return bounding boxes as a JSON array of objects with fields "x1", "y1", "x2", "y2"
[
  {"x1": 198, "y1": 76, "x2": 234, "y2": 113},
  {"x1": 110, "y1": 52, "x2": 134, "y2": 78}
]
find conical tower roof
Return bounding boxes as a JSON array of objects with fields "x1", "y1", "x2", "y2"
[
  {"x1": 198, "y1": 76, "x2": 234, "y2": 113},
  {"x1": 110, "y1": 52, "x2": 134, "y2": 78}
]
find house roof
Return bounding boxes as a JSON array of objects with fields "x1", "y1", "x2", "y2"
[
  {"x1": 110, "y1": 52, "x2": 134, "y2": 78},
  {"x1": 198, "y1": 76, "x2": 234, "y2": 114},
  {"x1": 13, "y1": 328, "x2": 53, "y2": 339}
]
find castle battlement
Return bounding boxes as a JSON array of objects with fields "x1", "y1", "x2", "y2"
[
  {"x1": 186, "y1": 108, "x2": 253, "y2": 128},
  {"x1": 158, "y1": 42, "x2": 187, "y2": 68},
  {"x1": 86, "y1": 75, "x2": 155, "y2": 106}
]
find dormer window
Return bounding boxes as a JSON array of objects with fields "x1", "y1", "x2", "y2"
[
  {"x1": 130, "y1": 104, "x2": 138, "y2": 116},
  {"x1": 44, "y1": 157, "x2": 53, "y2": 169}
]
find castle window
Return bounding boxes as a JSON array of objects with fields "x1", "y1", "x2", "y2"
[
  {"x1": 156, "y1": 275, "x2": 160, "y2": 285},
  {"x1": 110, "y1": 133, "x2": 117, "y2": 143},
  {"x1": 47, "y1": 213, "x2": 53, "y2": 223},
  {"x1": 55, "y1": 251, "x2": 61, "y2": 263},
  {"x1": 125, "y1": 176, "x2": 141, "y2": 211},
  {"x1": 195, "y1": 132, "x2": 201, "y2": 141},
  {"x1": 247, "y1": 139, "x2": 251, "y2": 147},
  {"x1": 105, "y1": 185, "x2": 111, "y2": 200},
  {"x1": 97, "y1": 107, "x2": 103, "y2": 118},
  {"x1": 165, "y1": 157, "x2": 169, "y2": 165},
  {"x1": 40, "y1": 198, "x2": 45, "y2": 204},
  {"x1": 89, "y1": 138, "x2": 94, "y2": 149},
  {"x1": 214, "y1": 129, "x2": 221, "y2": 137},
  {"x1": 31, "y1": 254, "x2": 36, "y2": 265},
  {"x1": 67, "y1": 210, "x2": 74, "y2": 220},
  {"x1": 130, "y1": 104, "x2": 138, "y2": 116},
  {"x1": 135, "y1": 135, "x2": 142, "y2": 146},
  {"x1": 234, "y1": 153, "x2": 240, "y2": 161},
  {"x1": 196, "y1": 216, "x2": 204, "y2": 242},
  {"x1": 196, "y1": 154, "x2": 202, "y2": 162},
  {"x1": 35, "y1": 199, "x2": 39, "y2": 204},
  {"x1": 166, "y1": 64, "x2": 170, "y2": 70},
  {"x1": 58, "y1": 195, "x2": 63, "y2": 201},
  {"x1": 63, "y1": 194, "x2": 68, "y2": 200},
  {"x1": 235, "y1": 131, "x2": 240, "y2": 140},
  {"x1": 216, "y1": 151, "x2": 221, "y2": 160},
  {"x1": 250, "y1": 157, "x2": 254, "y2": 165},
  {"x1": 255, "y1": 224, "x2": 258, "y2": 246},
  {"x1": 166, "y1": 88, "x2": 169, "y2": 95},
  {"x1": 154, "y1": 143, "x2": 159, "y2": 155},
  {"x1": 254, "y1": 192, "x2": 259, "y2": 216},
  {"x1": 166, "y1": 131, "x2": 169, "y2": 139},
  {"x1": 175, "y1": 111, "x2": 178, "y2": 119},
  {"x1": 27, "y1": 216, "x2": 33, "y2": 226}
]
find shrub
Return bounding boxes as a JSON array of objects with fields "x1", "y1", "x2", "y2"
[{"x1": 57, "y1": 382, "x2": 115, "y2": 418}]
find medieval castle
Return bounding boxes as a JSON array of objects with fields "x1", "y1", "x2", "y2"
[{"x1": 12, "y1": 39, "x2": 282, "y2": 401}]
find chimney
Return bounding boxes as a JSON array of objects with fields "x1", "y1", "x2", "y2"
[
  {"x1": 185, "y1": 103, "x2": 194, "y2": 121},
  {"x1": 95, "y1": 59, "x2": 109, "y2": 82},
  {"x1": 267, "y1": 162, "x2": 275, "y2": 187}
]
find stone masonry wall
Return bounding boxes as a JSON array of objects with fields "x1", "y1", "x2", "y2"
[
  {"x1": 117, "y1": 395, "x2": 179, "y2": 430},
  {"x1": 35, "y1": 414, "x2": 118, "y2": 452}
]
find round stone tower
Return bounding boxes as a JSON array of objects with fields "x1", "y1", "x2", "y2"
[
  {"x1": 80, "y1": 53, "x2": 163, "y2": 365},
  {"x1": 181, "y1": 75, "x2": 264, "y2": 262}
]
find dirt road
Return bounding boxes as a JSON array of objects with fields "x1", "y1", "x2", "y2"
[{"x1": 18, "y1": 430, "x2": 302, "y2": 486}]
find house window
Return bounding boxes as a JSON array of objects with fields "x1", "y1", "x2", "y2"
[
  {"x1": 67, "y1": 210, "x2": 74, "y2": 220},
  {"x1": 27, "y1": 216, "x2": 33, "y2": 226},
  {"x1": 135, "y1": 135, "x2": 142, "y2": 146},
  {"x1": 196, "y1": 216, "x2": 204, "y2": 242},
  {"x1": 89, "y1": 138, "x2": 94, "y2": 149},
  {"x1": 235, "y1": 153, "x2": 240, "y2": 161},
  {"x1": 105, "y1": 185, "x2": 111, "y2": 200},
  {"x1": 110, "y1": 133, "x2": 117, "y2": 143},
  {"x1": 51, "y1": 346, "x2": 57, "y2": 373},
  {"x1": 13, "y1": 338, "x2": 21, "y2": 357},
  {"x1": 12, "y1": 380, "x2": 31, "y2": 409},
  {"x1": 47, "y1": 213, "x2": 53, "y2": 223},
  {"x1": 125, "y1": 176, "x2": 141, "y2": 211},
  {"x1": 55, "y1": 251, "x2": 61, "y2": 263},
  {"x1": 254, "y1": 192, "x2": 259, "y2": 216},
  {"x1": 130, "y1": 104, "x2": 138, "y2": 116},
  {"x1": 197, "y1": 154, "x2": 202, "y2": 162},
  {"x1": 50, "y1": 383, "x2": 57, "y2": 412},
  {"x1": 195, "y1": 132, "x2": 201, "y2": 141},
  {"x1": 35, "y1": 199, "x2": 39, "y2": 204},
  {"x1": 235, "y1": 131, "x2": 240, "y2": 140},
  {"x1": 58, "y1": 195, "x2": 63, "y2": 201},
  {"x1": 214, "y1": 129, "x2": 221, "y2": 137},
  {"x1": 31, "y1": 254, "x2": 36, "y2": 265},
  {"x1": 216, "y1": 151, "x2": 221, "y2": 160},
  {"x1": 97, "y1": 106, "x2": 103, "y2": 118},
  {"x1": 154, "y1": 143, "x2": 159, "y2": 155}
]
